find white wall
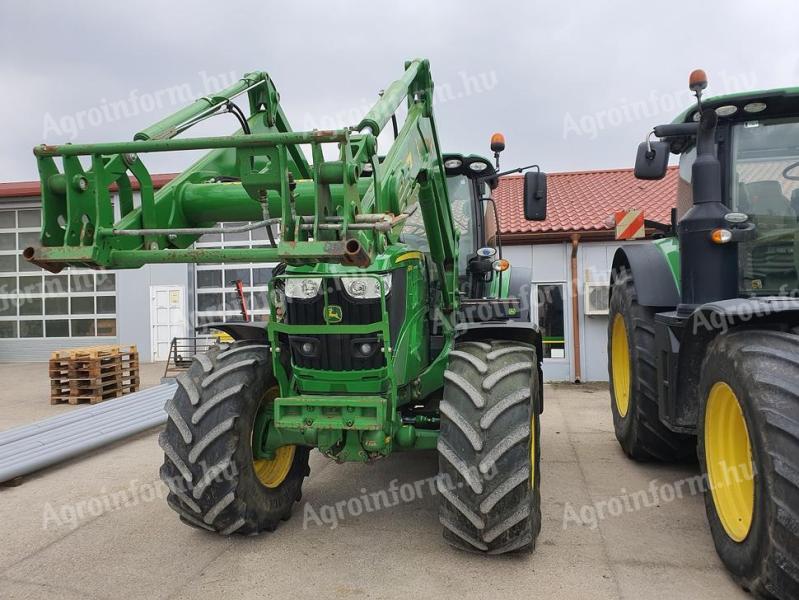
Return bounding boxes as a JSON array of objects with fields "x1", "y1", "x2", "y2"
[
  {"x1": 507, "y1": 239, "x2": 649, "y2": 382},
  {"x1": 576, "y1": 241, "x2": 618, "y2": 382},
  {"x1": 117, "y1": 264, "x2": 190, "y2": 363},
  {"x1": 504, "y1": 243, "x2": 573, "y2": 382}
]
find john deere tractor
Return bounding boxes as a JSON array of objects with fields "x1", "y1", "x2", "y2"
[
  {"x1": 27, "y1": 60, "x2": 549, "y2": 554},
  {"x1": 609, "y1": 70, "x2": 799, "y2": 596}
]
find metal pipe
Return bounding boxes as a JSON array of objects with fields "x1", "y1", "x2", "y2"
[
  {"x1": 0, "y1": 406, "x2": 166, "y2": 466},
  {"x1": 0, "y1": 410, "x2": 167, "y2": 468},
  {"x1": 0, "y1": 392, "x2": 171, "y2": 454},
  {"x1": 34, "y1": 130, "x2": 349, "y2": 158},
  {"x1": 570, "y1": 234, "x2": 582, "y2": 383},
  {"x1": 0, "y1": 384, "x2": 174, "y2": 482},
  {"x1": 0, "y1": 413, "x2": 166, "y2": 482},
  {"x1": 134, "y1": 73, "x2": 266, "y2": 141},
  {"x1": 0, "y1": 385, "x2": 175, "y2": 447},
  {"x1": 356, "y1": 59, "x2": 423, "y2": 136},
  {"x1": 0, "y1": 403, "x2": 167, "y2": 461},
  {"x1": 109, "y1": 247, "x2": 281, "y2": 267},
  {"x1": 112, "y1": 217, "x2": 281, "y2": 238},
  {"x1": 0, "y1": 412, "x2": 166, "y2": 468}
]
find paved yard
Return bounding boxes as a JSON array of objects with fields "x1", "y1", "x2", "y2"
[{"x1": 0, "y1": 371, "x2": 748, "y2": 599}]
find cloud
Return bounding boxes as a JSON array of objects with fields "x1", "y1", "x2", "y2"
[{"x1": 0, "y1": 0, "x2": 797, "y2": 181}]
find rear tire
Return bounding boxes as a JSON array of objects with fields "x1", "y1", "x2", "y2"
[
  {"x1": 159, "y1": 341, "x2": 310, "y2": 535},
  {"x1": 608, "y1": 268, "x2": 695, "y2": 461},
  {"x1": 437, "y1": 340, "x2": 541, "y2": 554},
  {"x1": 698, "y1": 330, "x2": 799, "y2": 599}
]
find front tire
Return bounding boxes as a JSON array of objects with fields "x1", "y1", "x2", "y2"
[
  {"x1": 698, "y1": 330, "x2": 799, "y2": 598},
  {"x1": 608, "y1": 268, "x2": 695, "y2": 461},
  {"x1": 159, "y1": 341, "x2": 310, "y2": 535},
  {"x1": 437, "y1": 340, "x2": 542, "y2": 554}
]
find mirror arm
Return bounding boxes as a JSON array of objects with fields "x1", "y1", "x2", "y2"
[{"x1": 481, "y1": 163, "x2": 540, "y2": 181}]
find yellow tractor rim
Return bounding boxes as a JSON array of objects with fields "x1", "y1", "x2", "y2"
[
  {"x1": 705, "y1": 381, "x2": 755, "y2": 542},
  {"x1": 611, "y1": 314, "x2": 631, "y2": 417},
  {"x1": 254, "y1": 445, "x2": 296, "y2": 488},
  {"x1": 252, "y1": 385, "x2": 296, "y2": 489}
]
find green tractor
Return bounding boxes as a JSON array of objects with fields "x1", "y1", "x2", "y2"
[
  {"x1": 27, "y1": 60, "x2": 549, "y2": 553},
  {"x1": 609, "y1": 70, "x2": 799, "y2": 596}
]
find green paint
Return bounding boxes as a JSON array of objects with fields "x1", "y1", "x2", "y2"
[{"x1": 653, "y1": 237, "x2": 681, "y2": 293}]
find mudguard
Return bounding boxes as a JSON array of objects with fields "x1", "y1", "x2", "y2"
[
  {"x1": 611, "y1": 244, "x2": 680, "y2": 308},
  {"x1": 196, "y1": 322, "x2": 269, "y2": 341}
]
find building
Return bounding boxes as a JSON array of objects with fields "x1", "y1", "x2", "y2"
[
  {"x1": 494, "y1": 167, "x2": 678, "y2": 381},
  {"x1": 0, "y1": 167, "x2": 677, "y2": 375},
  {"x1": 0, "y1": 174, "x2": 274, "y2": 363}
]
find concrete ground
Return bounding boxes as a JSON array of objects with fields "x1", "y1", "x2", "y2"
[
  {"x1": 0, "y1": 371, "x2": 748, "y2": 600},
  {"x1": 0, "y1": 362, "x2": 167, "y2": 430}
]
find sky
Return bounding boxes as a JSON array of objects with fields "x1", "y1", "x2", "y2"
[{"x1": 0, "y1": 0, "x2": 797, "y2": 182}]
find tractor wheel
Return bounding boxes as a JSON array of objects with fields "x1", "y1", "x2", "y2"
[
  {"x1": 608, "y1": 268, "x2": 695, "y2": 461},
  {"x1": 437, "y1": 340, "x2": 541, "y2": 554},
  {"x1": 698, "y1": 330, "x2": 799, "y2": 598},
  {"x1": 159, "y1": 340, "x2": 310, "y2": 535}
]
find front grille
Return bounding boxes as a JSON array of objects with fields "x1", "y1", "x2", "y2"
[
  {"x1": 283, "y1": 273, "x2": 405, "y2": 371},
  {"x1": 286, "y1": 286, "x2": 382, "y2": 327}
]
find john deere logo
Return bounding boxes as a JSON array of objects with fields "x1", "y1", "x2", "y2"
[{"x1": 325, "y1": 305, "x2": 343, "y2": 323}]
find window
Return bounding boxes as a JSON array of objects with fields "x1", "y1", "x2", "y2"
[
  {"x1": 730, "y1": 117, "x2": 799, "y2": 294},
  {"x1": 676, "y1": 146, "x2": 696, "y2": 219},
  {"x1": 0, "y1": 208, "x2": 117, "y2": 339},
  {"x1": 533, "y1": 283, "x2": 567, "y2": 359},
  {"x1": 194, "y1": 222, "x2": 275, "y2": 326},
  {"x1": 400, "y1": 174, "x2": 477, "y2": 276}
]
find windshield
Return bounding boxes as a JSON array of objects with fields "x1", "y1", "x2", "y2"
[
  {"x1": 400, "y1": 174, "x2": 476, "y2": 274},
  {"x1": 730, "y1": 117, "x2": 799, "y2": 294}
]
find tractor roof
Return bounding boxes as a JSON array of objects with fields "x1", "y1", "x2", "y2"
[{"x1": 673, "y1": 86, "x2": 799, "y2": 124}]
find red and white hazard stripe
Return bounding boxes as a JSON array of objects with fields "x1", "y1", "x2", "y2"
[{"x1": 615, "y1": 210, "x2": 645, "y2": 240}]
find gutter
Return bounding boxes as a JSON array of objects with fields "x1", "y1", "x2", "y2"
[
  {"x1": 501, "y1": 227, "x2": 664, "y2": 245},
  {"x1": 570, "y1": 234, "x2": 582, "y2": 383}
]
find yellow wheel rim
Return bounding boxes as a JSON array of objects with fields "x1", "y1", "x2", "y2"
[
  {"x1": 705, "y1": 382, "x2": 755, "y2": 542},
  {"x1": 254, "y1": 445, "x2": 295, "y2": 488},
  {"x1": 252, "y1": 385, "x2": 296, "y2": 489},
  {"x1": 611, "y1": 314, "x2": 631, "y2": 417}
]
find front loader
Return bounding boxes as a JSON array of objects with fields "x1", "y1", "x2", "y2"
[
  {"x1": 27, "y1": 59, "x2": 550, "y2": 554},
  {"x1": 609, "y1": 70, "x2": 799, "y2": 597}
]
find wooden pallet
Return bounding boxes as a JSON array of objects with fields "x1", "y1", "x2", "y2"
[
  {"x1": 50, "y1": 344, "x2": 126, "y2": 360},
  {"x1": 49, "y1": 344, "x2": 140, "y2": 405}
]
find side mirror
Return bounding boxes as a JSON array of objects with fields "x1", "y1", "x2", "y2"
[
  {"x1": 634, "y1": 140, "x2": 670, "y2": 180},
  {"x1": 523, "y1": 171, "x2": 547, "y2": 221}
]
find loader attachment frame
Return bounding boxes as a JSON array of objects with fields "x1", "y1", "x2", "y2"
[{"x1": 28, "y1": 59, "x2": 460, "y2": 311}]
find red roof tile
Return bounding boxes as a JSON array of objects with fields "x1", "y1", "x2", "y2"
[{"x1": 494, "y1": 166, "x2": 678, "y2": 239}]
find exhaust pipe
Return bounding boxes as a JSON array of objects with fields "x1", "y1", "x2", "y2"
[{"x1": 22, "y1": 247, "x2": 66, "y2": 274}]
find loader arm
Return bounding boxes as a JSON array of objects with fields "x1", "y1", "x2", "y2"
[{"x1": 26, "y1": 59, "x2": 459, "y2": 310}]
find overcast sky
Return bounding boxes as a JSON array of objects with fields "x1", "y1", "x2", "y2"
[{"x1": 1, "y1": 0, "x2": 797, "y2": 182}]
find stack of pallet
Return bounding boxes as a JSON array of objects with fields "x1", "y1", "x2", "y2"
[{"x1": 49, "y1": 345, "x2": 140, "y2": 405}]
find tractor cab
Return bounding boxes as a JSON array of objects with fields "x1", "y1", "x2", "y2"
[
  {"x1": 634, "y1": 76, "x2": 799, "y2": 302},
  {"x1": 400, "y1": 142, "x2": 548, "y2": 303}
]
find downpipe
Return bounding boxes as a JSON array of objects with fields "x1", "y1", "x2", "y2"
[{"x1": 570, "y1": 234, "x2": 582, "y2": 383}]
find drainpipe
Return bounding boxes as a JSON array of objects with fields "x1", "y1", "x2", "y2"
[{"x1": 570, "y1": 234, "x2": 582, "y2": 383}]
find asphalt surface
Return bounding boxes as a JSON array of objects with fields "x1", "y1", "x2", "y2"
[{"x1": 0, "y1": 365, "x2": 749, "y2": 600}]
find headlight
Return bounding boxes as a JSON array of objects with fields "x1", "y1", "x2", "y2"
[
  {"x1": 341, "y1": 274, "x2": 392, "y2": 299},
  {"x1": 284, "y1": 278, "x2": 322, "y2": 299},
  {"x1": 469, "y1": 161, "x2": 489, "y2": 172}
]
